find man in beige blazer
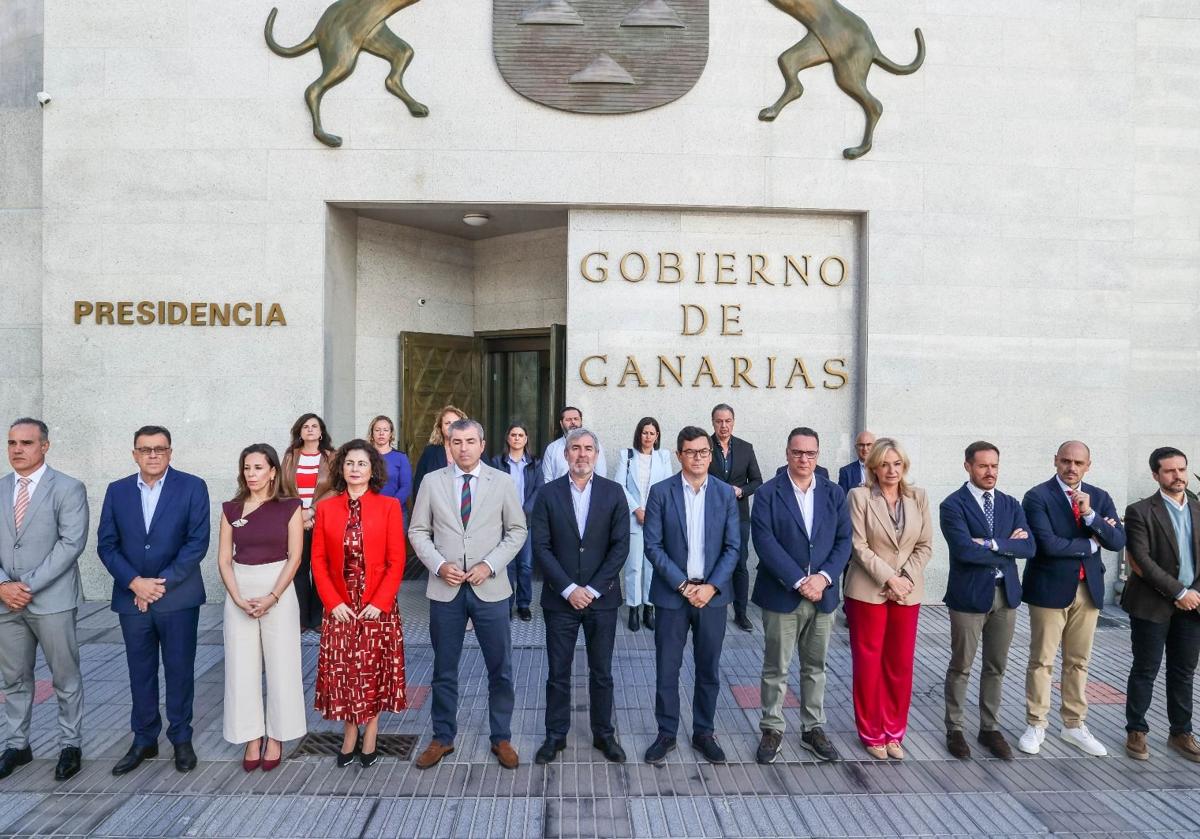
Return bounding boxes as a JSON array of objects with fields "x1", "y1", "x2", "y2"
[{"x1": 409, "y1": 418, "x2": 527, "y2": 770}]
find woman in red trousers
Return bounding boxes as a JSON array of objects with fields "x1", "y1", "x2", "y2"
[
  {"x1": 844, "y1": 437, "x2": 933, "y2": 760},
  {"x1": 312, "y1": 439, "x2": 407, "y2": 768}
]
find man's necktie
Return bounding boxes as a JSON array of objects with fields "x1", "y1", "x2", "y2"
[
  {"x1": 982, "y1": 491, "x2": 994, "y2": 537},
  {"x1": 460, "y1": 474, "x2": 473, "y2": 529},
  {"x1": 13, "y1": 477, "x2": 30, "y2": 531}
]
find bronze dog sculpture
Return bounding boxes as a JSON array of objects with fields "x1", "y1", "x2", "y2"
[
  {"x1": 265, "y1": 0, "x2": 429, "y2": 148},
  {"x1": 759, "y1": 0, "x2": 924, "y2": 159}
]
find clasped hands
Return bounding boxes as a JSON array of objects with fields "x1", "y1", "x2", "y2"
[
  {"x1": 0, "y1": 580, "x2": 33, "y2": 611},
  {"x1": 330, "y1": 602, "x2": 383, "y2": 623},
  {"x1": 1176, "y1": 590, "x2": 1200, "y2": 611},
  {"x1": 884, "y1": 574, "x2": 914, "y2": 603},
  {"x1": 438, "y1": 561, "x2": 492, "y2": 588},
  {"x1": 680, "y1": 582, "x2": 717, "y2": 608},
  {"x1": 130, "y1": 575, "x2": 166, "y2": 613}
]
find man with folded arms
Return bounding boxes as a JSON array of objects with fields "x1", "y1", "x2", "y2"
[
  {"x1": 751, "y1": 426, "x2": 852, "y2": 764},
  {"x1": 1120, "y1": 446, "x2": 1200, "y2": 762},
  {"x1": 939, "y1": 441, "x2": 1035, "y2": 760},
  {"x1": 641, "y1": 426, "x2": 740, "y2": 765},
  {"x1": 1019, "y1": 440, "x2": 1125, "y2": 757}
]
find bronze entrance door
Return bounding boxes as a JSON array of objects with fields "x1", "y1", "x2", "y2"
[{"x1": 398, "y1": 332, "x2": 484, "y2": 471}]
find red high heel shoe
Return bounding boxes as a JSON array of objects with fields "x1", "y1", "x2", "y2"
[
  {"x1": 261, "y1": 738, "x2": 282, "y2": 772},
  {"x1": 242, "y1": 738, "x2": 263, "y2": 772}
]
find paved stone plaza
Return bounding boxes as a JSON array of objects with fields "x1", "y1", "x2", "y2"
[{"x1": 1, "y1": 585, "x2": 1197, "y2": 838}]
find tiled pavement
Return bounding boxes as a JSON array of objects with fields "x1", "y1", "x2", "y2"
[{"x1": 1, "y1": 585, "x2": 1199, "y2": 838}]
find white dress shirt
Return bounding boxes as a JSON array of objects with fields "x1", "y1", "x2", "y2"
[
  {"x1": 788, "y1": 473, "x2": 832, "y2": 589},
  {"x1": 1054, "y1": 475, "x2": 1099, "y2": 553},
  {"x1": 682, "y1": 474, "x2": 708, "y2": 580},
  {"x1": 435, "y1": 462, "x2": 495, "y2": 578},
  {"x1": 563, "y1": 475, "x2": 601, "y2": 601},
  {"x1": 11, "y1": 462, "x2": 48, "y2": 506},
  {"x1": 137, "y1": 467, "x2": 169, "y2": 531}
]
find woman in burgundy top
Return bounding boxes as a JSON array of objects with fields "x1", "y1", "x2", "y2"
[
  {"x1": 312, "y1": 439, "x2": 407, "y2": 767},
  {"x1": 217, "y1": 444, "x2": 306, "y2": 771}
]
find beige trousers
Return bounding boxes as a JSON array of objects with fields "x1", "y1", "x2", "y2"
[
  {"x1": 223, "y1": 561, "x2": 308, "y2": 744},
  {"x1": 1025, "y1": 581, "x2": 1099, "y2": 728}
]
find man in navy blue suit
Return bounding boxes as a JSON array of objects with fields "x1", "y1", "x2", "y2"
[
  {"x1": 530, "y1": 428, "x2": 629, "y2": 766},
  {"x1": 751, "y1": 427, "x2": 852, "y2": 764},
  {"x1": 98, "y1": 426, "x2": 210, "y2": 775},
  {"x1": 939, "y1": 441, "x2": 1035, "y2": 761},
  {"x1": 1018, "y1": 440, "x2": 1125, "y2": 758},
  {"x1": 641, "y1": 426, "x2": 740, "y2": 765},
  {"x1": 837, "y1": 430, "x2": 875, "y2": 495}
]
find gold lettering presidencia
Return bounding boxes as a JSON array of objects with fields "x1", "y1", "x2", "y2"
[{"x1": 73, "y1": 301, "x2": 288, "y2": 327}]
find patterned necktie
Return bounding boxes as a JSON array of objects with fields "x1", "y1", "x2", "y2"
[
  {"x1": 460, "y1": 474, "x2": 473, "y2": 529},
  {"x1": 982, "y1": 491, "x2": 994, "y2": 537},
  {"x1": 13, "y1": 477, "x2": 31, "y2": 531}
]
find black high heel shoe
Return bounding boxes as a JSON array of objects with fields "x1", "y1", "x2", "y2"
[
  {"x1": 359, "y1": 748, "x2": 379, "y2": 768},
  {"x1": 335, "y1": 728, "x2": 361, "y2": 768}
]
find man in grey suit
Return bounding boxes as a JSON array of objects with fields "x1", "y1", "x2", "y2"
[
  {"x1": 409, "y1": 418, "x2": 527, "y2": 770},
  {"x1": 0, "y1": 418, "x2": 89, "y2": 782}
]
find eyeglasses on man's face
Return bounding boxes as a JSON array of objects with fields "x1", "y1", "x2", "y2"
[
  {"x1": 679, "y1": 447, "x2": 712, "y2": 460},
  {"x1": 134, "y1": 447, "x2": 171, "y2": 457},
  {"x1": 788, "y1": 449, "x2": 819, "y2": 460}
]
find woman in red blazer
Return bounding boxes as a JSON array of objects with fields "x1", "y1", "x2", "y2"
[{"x1": 312, "y1": 439, "x2": 406, "y2": 768}]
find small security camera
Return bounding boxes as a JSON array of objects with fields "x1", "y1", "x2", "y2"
[
  {"x1": 36, "y1": 92, "x2": 51, "y2": 106},
  {"x1": 417, "y1": 298, "x2": 427, "y2": 306}
]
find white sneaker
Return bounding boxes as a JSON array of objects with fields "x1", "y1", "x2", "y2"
[
  {"x1": 1017, "y1": 725, "x2": 1045, "y2": 755},
  {"x1": 1060, "y1": 725, "x2": 1107, "y2": 756}
]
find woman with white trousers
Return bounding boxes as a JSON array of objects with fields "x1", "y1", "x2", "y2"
[
  {"x1": 614, "y1": 417, "x2": 676, "y2": 632},
  {"x1": 217, "y1": 443, "x2": 308, "y2": 771}
]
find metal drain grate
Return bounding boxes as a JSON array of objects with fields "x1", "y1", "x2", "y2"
[{"x1": 292, "y1": 732, "x2": 420, "y2": 760}]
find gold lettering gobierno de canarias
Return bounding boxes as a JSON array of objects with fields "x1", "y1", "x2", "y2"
[{"x1": 73, "y1": 301, "x2": 287, "y2": 327}]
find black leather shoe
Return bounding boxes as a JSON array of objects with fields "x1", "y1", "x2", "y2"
[
  {"x1": 55, "y1": 747, "x2": 82, "y2": 781},
  {"x1": 359, "y1": 749, "x2": 379, "y2": 768},
  {"x1": 692, "y1": 734, "x2": 726, "y2": 764},
  {"x1": 173, "y1": 742, "x2": 197, "y2": 773},
  {"x1": 593, "y1": 735, "x2": 626, "y2": 763},
  {"x1": 0, "y1": 746, "x2": 33, "y2": 779},
  {"x1": 628, "y1": 607, "x2": 641, "y2": 632},
  {"x1": 733, "y1": 613, "x2": 754, "y2": 632},
  {"x1": 535, "y1": 738, "x2": 566, "y2": 765},
  {"x1": 112, "y1": 743, "x2": 157, "y2": 776},
  {"x1": 517, "y1": 607, "x2": 532, "y2": 622},
  {"x1": 800, "y1": 728, "x2": 840, "y2": 762},
  {"x1": 642, "y1": 605, "x2": 655, "y2": 631},
  {"x1": 643, "y1": 734, "x2": 676, "y2": 765},
  {"x1": 946, "y1": 730, "x2": 971, "y2": 759},
  {"x1": 335, "y1": 747, "x2": 359, "y2": 768}
]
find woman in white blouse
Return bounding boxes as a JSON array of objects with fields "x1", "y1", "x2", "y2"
[{"x1": 614, "y1": 417, "x2": 676, "y2": 632}]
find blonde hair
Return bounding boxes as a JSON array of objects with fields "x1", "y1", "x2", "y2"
[
  {"x1": 367, "y1": 415, "x2": 395, "y2": 448},
  {"x1": 428, "y1": 405, "x2": 466, "y2": 445},
  {"x1": 863, "y1": 436, "x2": 914, "y2": 497}
]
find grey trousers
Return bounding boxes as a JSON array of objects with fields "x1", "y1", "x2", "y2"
[
  {"x1": 944, "y1": 586, "x2": 1016, "y2": 733},
  {"x1": 760, "y1": 601, "x2": 833, "y2": 733},
  {"x1": 0, "y1": 608, "x2": 83, "y2": 749}
]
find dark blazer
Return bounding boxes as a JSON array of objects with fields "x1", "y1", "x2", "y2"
[
  {"x1": 530, "y1": 475, "x2": 629, "y2": 611},
  {"x1": 412, "y1": 443, "x2": 447, "y2": 506},
  {"x1": 1122, "y1": 493, "x2": 1200, "y2": 624},
  {"x1": 311, "y1": 490, "x2": 405, "y2": 613},
  {"x1": 97, "y1": 468, "x2": 210, "y2": 615},
  {"x1": 1022, "y1": 477, "x2": 1126, "y2": 609},
  {"x1": 488, "y1": 452, "x2": 543, "y2": 515},
  {"x1": 710, "y1": 435, "x2": 762, "y2": 522},
  {"x1": 751, "y1": 473, "x2": 852, "y2": 614},
  {"x1": 940, "y1": 484, "x2": 1035, "y2": 612},
  {"x1": 642, "y1": 474, "x2": 740, "y2": 609},
  {"x1": 838, "y1": 461, "x2": 865, "y2": 495}
]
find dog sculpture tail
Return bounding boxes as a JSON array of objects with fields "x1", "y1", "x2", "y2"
[
  {"x1": 264, "y1": 7, "x2": 318, "y2": 58},
  {"x1": 873, "y1": 28, "x2": 925, "y2": 75}
]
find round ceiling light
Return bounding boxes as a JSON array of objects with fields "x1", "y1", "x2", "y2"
[{"x1": 462, "y1": 212, "x2": 491, "y2": 227}]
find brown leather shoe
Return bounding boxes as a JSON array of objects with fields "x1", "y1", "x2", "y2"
[
  {"x1": 977, "y1": 730, "x2": 1013, "y2": 761},
  {"x1": 414, "y1": 740, "x2": 454, "y2": 770},
  {"x1": 946, "y1": 730, "x2": 970, "y2": 759},
  {"x1": 491, "y1": 740, "x2": 519, "y2": 769},
  {"x1": 1125, "y1": 731, "x2": 1149, "y2": 761},
  {"x1": 1168, "y1": 733, "x2": 1200, "y2": 763}
]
